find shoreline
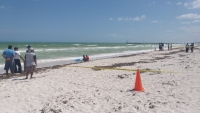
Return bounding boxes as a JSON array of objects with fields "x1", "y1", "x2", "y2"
[
  {"x1": 0, "y1": 43, "x2": 186, "y2": 74},
  {"x1": 0, "y1": 46, "x2": 200, "y2": 112},
  {"x1": 0, "y1": 49, "x2": 154, "y2": 75},
  {"x1": 0, "y1": 47, "x2": 187, "y2": 79}
]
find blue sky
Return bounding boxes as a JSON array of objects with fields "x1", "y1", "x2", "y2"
[{"x1": 0, "y1": 0, "x2": 200, "y2": 43}]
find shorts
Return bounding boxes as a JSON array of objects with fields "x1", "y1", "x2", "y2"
[
  {"x1": 4, "y1": 59, "x2": 15, "y2": 71},
  {"x1": 26, "y1": 66, "x2": 35, "y2": 73}
]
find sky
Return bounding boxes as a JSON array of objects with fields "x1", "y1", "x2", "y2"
[{"x1": 0, "y1": 0, "x2": 200, "y2": 43}]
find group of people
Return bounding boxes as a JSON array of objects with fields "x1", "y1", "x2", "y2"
[
  {"x1": 83, "y1": 55, "x2": 89, "y2": 62},
  {"x1": 158, "y1": 43, "x2": 173, "y2": 51},
  {"x1": 158, "y1": 43, "x2": 164, "y2": 51},
  {"x1": 185, "y1": 43, "x2": 194, "y2": 53},
  {"x1": 2, "y1": 45, "x2": 37, "y2": 79}
]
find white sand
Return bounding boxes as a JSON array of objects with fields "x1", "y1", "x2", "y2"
[{"x1": 0, "y1": 47, "x2": 200, "y2": 113}]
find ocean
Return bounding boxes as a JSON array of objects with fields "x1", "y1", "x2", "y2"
[{"x1": 0, "y1": 42, "x2": 183, "y2": 73}]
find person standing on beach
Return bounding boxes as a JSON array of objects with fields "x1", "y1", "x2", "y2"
[
  {"x1": 185, "y1": 43, "x2": 189, "y2": 53},
  {"x1": 14, "y1": 47, "x2": 25, "y2": 73},
  {"x1": 26, "y1": 45, "x2": 32, "y2": 53},
  {"x1": 25, "y1": 48, "x2": 37, "y2": 79},
  {"x1": 2, "y1": 45, "x2": 15, "y2": 76},
  {"x1": 171, "y1": 43, "x2": 172, "y2": 50},
  {"x1": 168, "y1": 44, "x2": 170, "y2": 51},
  {"x1": 161, "y1": 43, "x2": 164, "y2": 50},
  {"x1": 24, "y1": 45, "x2": 32, "y2": 72},
  {"x1": 190, "y1": 43, "x2": 194, "y2": 53},
  {"x1": 159, "y1": 43, "x2": 162, "y2": 51}
]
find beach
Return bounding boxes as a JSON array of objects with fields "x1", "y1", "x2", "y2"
[
  {"x1": 0, "y1": 46, "x2": 200, "y2": 113},
  {"x1": 0, "y1": 42, "x2": 183, "y2": 74}
]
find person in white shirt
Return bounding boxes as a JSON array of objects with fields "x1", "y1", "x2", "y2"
[{"x1": 14, "y1": 47, "x2": 25, "y2": 73}]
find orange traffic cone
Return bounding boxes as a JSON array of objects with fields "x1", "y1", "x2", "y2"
[{"x1": 133, "y1": 69, "x2": 145, "y2": 92}]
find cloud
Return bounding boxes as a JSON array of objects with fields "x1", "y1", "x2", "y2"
[
  {"x1": 117, "y1": 17, "x2": 122, "y2": 21},
  {"x1": 0, "y1": 6, "x2": 5, "y2": 9},
  {"x1": 151, "y1": 20, "x2": 158, "y2": 23},
  {"x1": 133, "y1": 15, "x2": 146, "y2": 21},
  {"x1": 148, "y1": 1, "x2": 155, "y2": 6},
  {"x1": 167, "y1": 2, "x2": 171, "y2": 4},
  {"x1": 181, "y1": 22, "x2": 191, "y2": 24},
  {"x1": 190, "y1": 0, "x2": 200, "y2": 9},
  {"x1": 180, "y1": 20, "x2": 200, "y2": 24},
  {"x1": 184, "y1": 3, "x2": 189, "y2": 7},
  {"x1": 109, "y1": 18, "x2": 113, "y2": 20},
  {"x1": 117, "y1": 15, "x2": 146, "y2": 21},
  {"x1": 177, "y1": 2, "x2": 182, "y2": 5},
  {"x1": 177, "y1": 14, "x2": 200, "y2": 20},
  {"x1": 193, "y1": 20, "x2": 200, "y2": 23},
  {"x1": 183, "y1": 0, "x2": 200, "y2": 9}
]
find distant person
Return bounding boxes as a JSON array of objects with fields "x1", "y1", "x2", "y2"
[
  {"x1": 83, "y1": 55, "x2": 86, "y2": 62},
  {"x1": 26, "y1": 45, "x2": 31, "y2": 53},
  {"x1": 85, "y1": 55, "x2": 89, "y2": 61},
  {"x1": 170, "y1": 43, "x2": 172, "y2": 50},
  {"x1": 14, "y1": 47, "x2": 25, "y2": 73},
  {"x1": 168, "y1": 44, "x2": 170, "y2": 51},
  {"x1": 159, "y1": 43, "x2": 162, "y2": 51},
  {"x1": 25, "y1": 48, "x2": 37, "y2": 79},
  {"x1": 2, "y1": 45, "x2": 15, "y2": 76},
  {"x1": 161, "y1": 42, "x2": 164, "y2": 50},
  {"x1": 185, "y1": 43, "x2": 189, "y2": 53},
  {"x1": 190, "y1": 43, "x2": 194, "y2": 53}
]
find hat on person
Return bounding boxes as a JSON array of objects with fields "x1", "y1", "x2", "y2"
[{"x1": 27, "y1": 45, "x2": 31, "y2": 48}]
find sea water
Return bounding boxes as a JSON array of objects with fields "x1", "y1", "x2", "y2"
[{"x1": 0, "y1": 42, "x2": 183, "y2": 73}]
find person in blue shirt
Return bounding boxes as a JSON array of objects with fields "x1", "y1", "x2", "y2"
[{"x1": 2, "y1": 45, "x2": 15, "y2": 76}]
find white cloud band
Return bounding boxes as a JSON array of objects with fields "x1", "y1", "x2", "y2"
[
  {"x1": 117, "y1": 15, "x2": 146, "y2": 21},
  {"x1": 177, "y1": 14, "x2": 200, "y2": 20}
]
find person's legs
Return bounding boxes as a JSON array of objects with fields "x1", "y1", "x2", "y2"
[
  {"x1": 15, "y1": 59, "x2": 22, "y2": 73},
  {"x1": 25, "y1": 66, "x2": 29, "y2": 79},
  {"x1": 26, "y1": 72, "x2": 29, "y2": 79},
  {"x1": 18, "y1": 61, "x2": 22, "y2": 73},
  {"x1": 30, "y1": 72, "x2": 33, "y2": 78},
  {"x1": 30, "y1": 66, "x2": 35, "y2": 78},
  {"x1": 6, "y1": 70, "x2": 8, "y2": 76},
  {"x1": 4, "y1": 60, "x2": 10, "y2": 76},
  {"x1": 10, "y1": 59, "x2": 15, "y2": 75},
  {"x1": 10, "y1": 70, "x2": 14, "y2": 75},
  {"x1": 14, "y1": 59, "x2": 18, "y2": 73}
]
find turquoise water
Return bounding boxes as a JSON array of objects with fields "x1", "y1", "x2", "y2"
[{"x1": 0, "y1": 42, "x2": 181, "y2": 67}]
